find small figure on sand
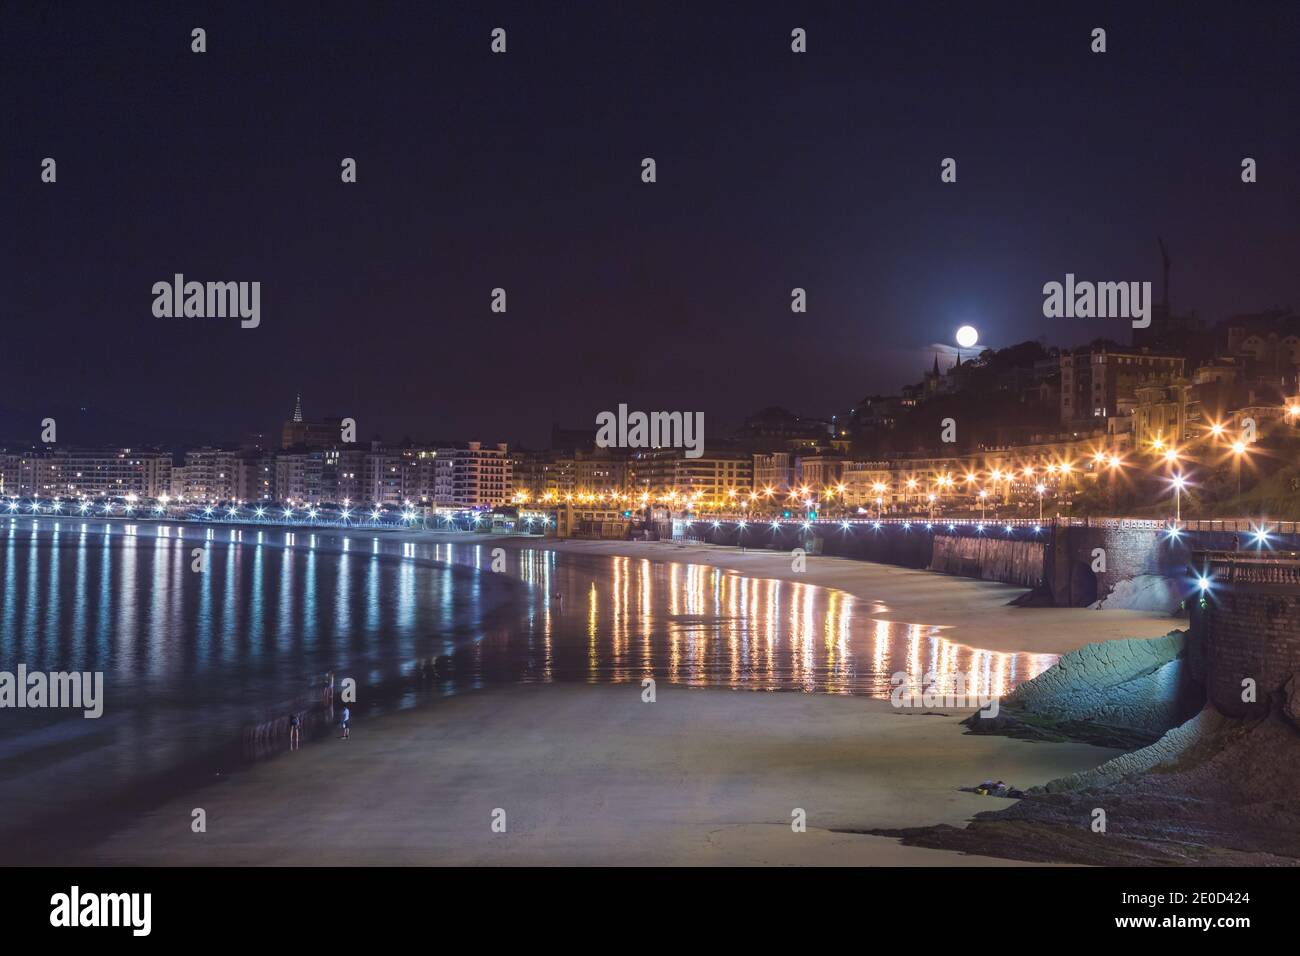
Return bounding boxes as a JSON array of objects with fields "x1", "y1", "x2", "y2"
[
  {"x1": 962, "y1": 779, "x2": 1025, "y2": 798},
  {"x1": 289, "y1": 711, "x2": 301, "y2": 751},
  {"x1": 339, "y1": 705, "x2": 351, "y2": 739}
]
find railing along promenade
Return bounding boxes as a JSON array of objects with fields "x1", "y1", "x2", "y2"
[
  {"x1": 1195, "y1": 550, "x2": 1300, "y2": 586},
  {"x1": 674, "y1": 513, "x2": 1294, "y2": 533}
]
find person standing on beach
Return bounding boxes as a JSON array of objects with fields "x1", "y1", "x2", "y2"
[
  {"x1": 340, "y1": 705, "x2": 350, "y2": 739},
  {"x1": 289, "y1": 711, "x2": 301, "y2": 751}
]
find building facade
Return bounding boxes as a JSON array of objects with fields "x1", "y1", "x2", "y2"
[
  {"x1": 434, "y1": 442, "x2": 512, "y2": 509},
  {"x1": 1061, "y1": 347, "x2": 1184, "y2": 425}
]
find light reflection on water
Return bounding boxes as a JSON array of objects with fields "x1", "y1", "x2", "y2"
[
  {"x1": 489, "y1": 549, "x2": 1056, "y2": 697},
  {"x1": 0, "y1": 517, "x2": 1060, "y2": 709},
  {"x1": 0, "y1": 518, "x2": 1056, "y2": 849},
  {"x1": 0, "y1": 517, "x2": 1060, "y2": 704}
]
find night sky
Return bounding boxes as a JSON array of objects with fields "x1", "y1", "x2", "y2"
[{"x1": 3, "y1": 1, "x2": 1298, "y2": 448}]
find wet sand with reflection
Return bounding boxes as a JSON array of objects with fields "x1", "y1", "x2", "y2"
[
  {"x1": 511, "y1": 536, "x2": 1177, "y2": 656},
  {"x1": 441, "y1": 541, "x2": 1061, "y2": 698}
]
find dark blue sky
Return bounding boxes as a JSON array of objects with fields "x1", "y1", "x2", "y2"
[{"x1": 3, "y1": 1, "x2": 1298, "y2": 447}]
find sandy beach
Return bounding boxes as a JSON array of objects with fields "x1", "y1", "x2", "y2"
[{"x1": 82, "y1": 684, "x2": 1118, "y2": 866}]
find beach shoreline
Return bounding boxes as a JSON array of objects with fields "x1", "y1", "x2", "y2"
[
  {"x1": 494, "y1": 535, "x2": 1178, "y2": 656},
  {"x1": 23, "y1": 527, "x2": 1179, "y2": 866}
]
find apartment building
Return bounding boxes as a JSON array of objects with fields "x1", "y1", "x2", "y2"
[
  {"x1": 275, "y1": 451, "x2": 326, "y2": 504},
  {"x1": 434, "y1": 442, "x2": 512, "y2": 508},
  {"x1": 574, "y1": 450, "x2": 628, "y2": 496},
  {"x1": 795, "y1": 455, "x2": 845, "y2": 492},
  {"x1": 840, "y1": 461, "x2": 894, "y2": 508},
  {"x1": 61, "y1": 449, "x2": 173, "y2": 498},
  {"x1": 1, "y1": 449, "x2": 172, "y2": 499},
  {"x1": 173, "y1": 448, "x2": 238, "y2": 502},
  {"x1": 630, "y1": 448, "x2": 752, "y2": 506},
  {"x1": 751, "y1": 451, "x2": 793, "y2": 493},
  {"x1": 1060, "y1": 347, "x2": 1184, "y2": 424},
  {"x1": 1132, "y1": 381, "x2": 1190, "y2": 447},
  {"x1": 236, "y1": 453, "x2": 277, "y2": 502}
]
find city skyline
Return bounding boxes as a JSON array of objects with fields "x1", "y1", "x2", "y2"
[{"x1": 2, "y1": 299, "x2": 1294, "y2": 455}]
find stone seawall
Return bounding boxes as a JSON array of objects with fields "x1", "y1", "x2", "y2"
[
  {"x1": 674, "y1": 520, "x2": 935, "y2": 568},
  {"x1": 929, "y1": 535, "x2": 1044, "y2": 589},
  {"x1": 1046, "y1": 523, "x2": 1244, "y2": 610},
  {"x1": 1190, "y1": 554, "x2": 1300, "y2": 719},
  {"x1": 672, "y1": 517, "x2": 1300, "y2": 610}
]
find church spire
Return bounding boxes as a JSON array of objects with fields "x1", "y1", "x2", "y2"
[{"x1": 292, "y1": 393, "x2": 304, "y2": 423}]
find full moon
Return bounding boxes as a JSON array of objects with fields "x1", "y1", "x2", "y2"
[{"x1": 955, "y1": 325, "x2": 979, "y2": 349}]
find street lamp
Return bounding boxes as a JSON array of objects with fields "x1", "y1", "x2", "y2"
[
  {"x1": 1035, "y1": 482, "x2": 1046, "y2": 522},
  {"x1": 1171, "y1": 472, "x2": 1186, "y2": 522},
  {"x1": 1104, "y1": 453, "x2": 1122, "y2": 512},
  {"x1": 1231, "y1": 440, "x2": 1248, "y2": 495}
]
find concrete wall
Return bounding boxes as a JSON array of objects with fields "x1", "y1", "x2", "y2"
[
  {"x1": 930, "y1": 535, "x2": 1045, "y2": 589},
  {"x1": 678, "y1": 521, "x2": 1062, "y2": 596},
  {"x1": 676, "y1": 520, "x2": 935, "y2": 568},
  {"x1": 1190, "y1": 559, "x2": 1300, "y2": 719}
]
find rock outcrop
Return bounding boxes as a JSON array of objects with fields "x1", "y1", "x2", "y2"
[
  {"x1": 877, "y1": 626, "x2": 1300, "y2": 865},
  {"x1": 965, "y1": 629, "x2": 1199, "y2": 747}
]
